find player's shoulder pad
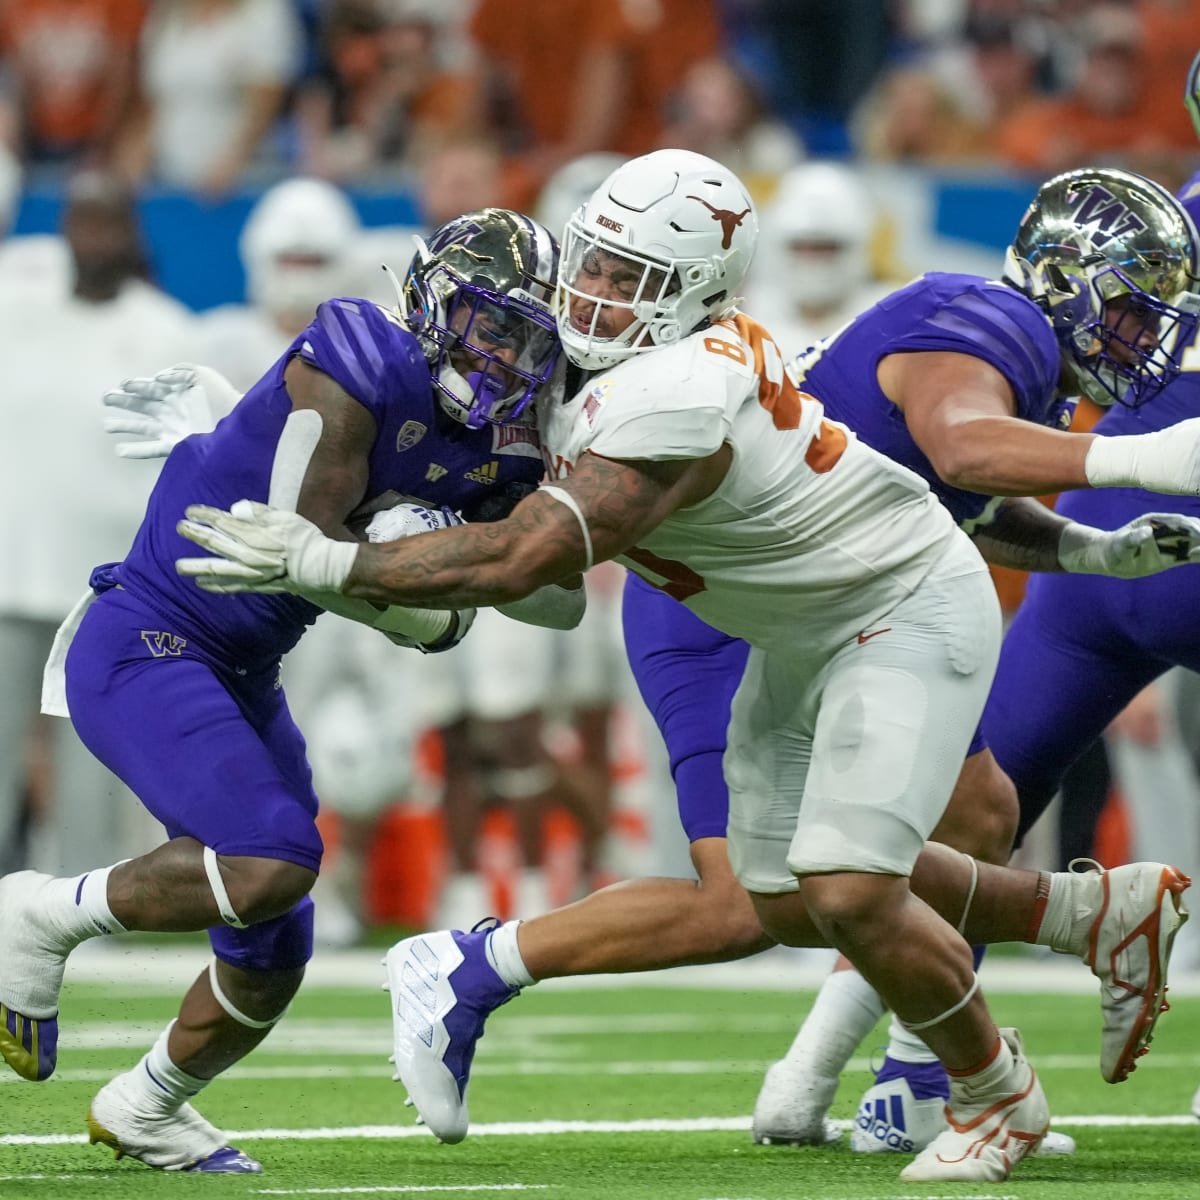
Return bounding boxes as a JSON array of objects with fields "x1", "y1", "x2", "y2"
[
  {"x1": 907, "y1": 272, "x2": 1060, "y2": 397},
  {"x1": 580, "y1": 333, "x2": 741, "y2": 461},
  {"x1": 298, "y1": 298, "x2": 427, "y2": 409}
]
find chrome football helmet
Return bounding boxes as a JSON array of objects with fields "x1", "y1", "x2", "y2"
[
  {"x1": 399, "y1": 208, "x2": 560, "y2": 427},
  {"x1": 556, "y1": 149, "x2": 758, "y2": 370},
  {"x1": 1002, "y1": 167, "x2": 1200, "y2": 407}
]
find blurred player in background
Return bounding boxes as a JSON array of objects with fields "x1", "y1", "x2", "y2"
[
  {"x1": 745, "y1": 160, "x2": 899, "y2": 351},
  {"x1": 0, "y1": 171, "x2": 196, "y2": 878},
  {"x1": 178, "y1": 150, "x2": 1197, "y2": 1185},
  {"x1": 0, "y1": 209, "x2": 580, "y2": 1179},
  {"x1": 198, "y1": 177, "x2": 364, "y2": 392}
]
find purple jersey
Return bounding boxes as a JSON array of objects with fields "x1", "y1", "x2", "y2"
[
  {"x1": 985, "y1": 178, "x2": 1200, "y2": 839},
  {"x1": 113, "y1": 297, "x2": 544, "y2": 669},
  {"x1": 794, "y1": 272, "x2": 1072, "y2": 524},
  {"x1": 63, "y1": 298, "x2": 543, "y2": 972}
]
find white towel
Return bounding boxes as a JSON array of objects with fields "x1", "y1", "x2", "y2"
[{"x1": 41, "y1": 588, "x2": 97, "y2": 718}]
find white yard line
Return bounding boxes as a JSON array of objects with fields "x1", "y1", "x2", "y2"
[
  {"x1": 3, "y1": 1113, "x2": 1197, "y2": 1149},
  {"x1": 66, "y1": 941, "x2": 1200, "y2": 996}
]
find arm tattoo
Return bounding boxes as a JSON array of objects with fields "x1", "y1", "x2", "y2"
[{"x1": 345, "y1": 451, "x2": 693, "y2": 609}]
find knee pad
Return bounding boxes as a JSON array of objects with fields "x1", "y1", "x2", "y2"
[{"x1": 210, "y1": 895, "x2": 315, "y2": 973}]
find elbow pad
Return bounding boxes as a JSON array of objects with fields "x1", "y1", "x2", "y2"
[{"x1": 496, "y1": 583, "x2": 586, "y2": 630}]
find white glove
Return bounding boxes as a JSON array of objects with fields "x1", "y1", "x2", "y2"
[
  {"x1": 1057, "y1": 513, "x2": 1200, "y2": 578},
  {"x1": 365, "y1": 502, "x2": 463, "y2": 543},
  {"x1": 176, "y1": 500, "x2": 358, "y2": 594},
  {"x1": 1084, "y1": 418, "x2": 1200, "y2": 495},
  {"x1": 102, "y1": 364, "x2": 241, "y2": 460}
]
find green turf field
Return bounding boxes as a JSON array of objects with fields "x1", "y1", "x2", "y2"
[{"x1": 3, "y1": 962, "x2": 1199, "y2": 1199}]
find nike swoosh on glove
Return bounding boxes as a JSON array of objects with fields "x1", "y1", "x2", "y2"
[{"x1": 176, "y1": 500, "x2": 359, "y2": 594}]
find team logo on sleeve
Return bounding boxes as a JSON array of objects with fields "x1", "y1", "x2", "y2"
[
  {"x1": 140, "y1": 631, "x2": 187, "y2": 658},
  {"x1": 425, "y1": 463, "x2": 448, "y2": 482},
  {"x1": 583, "y1": 381, "x2": 610, "y2": 427},
  {"x1": 395, "y1": 420, "x2": 427, "y2": 452}
]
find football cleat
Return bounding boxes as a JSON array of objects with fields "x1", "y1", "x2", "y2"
[
  {"x1": 0, "y1": 871, "x2": 67, "y2": 1081},
  {"x1": 850, "y1": 1057, "x2": 948, "y2": 1154},
  {"x1": 1073, "y1": 860, "x2": 1190, "y2": 1082},
  {"x1": 751, "y1": 1058, "x2": 840, "y2": 1146},
  {"x1": 385, "y1": 920, "x2": 519, "y2": 1143},
  {"x1": 849, "y1": 1055, "x2": 1076, "y2": 1158},
  {"x1": 900, "y1": 1028, "x2": 1048, "y2": 1183},
  {"x1": 87, "y1": 1070, "x2": 261, "y2": 1172}
]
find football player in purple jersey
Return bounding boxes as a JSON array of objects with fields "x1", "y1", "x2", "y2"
[
  {"x1": 0, "y1": 207, "x2": 583, "y2": 1174},
  {"x1": 178, "y1": 153, "x2": 1200, "y2": 1181}
]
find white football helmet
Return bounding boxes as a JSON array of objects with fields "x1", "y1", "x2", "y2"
[
  {"x1": 240, "y1": 178, "x2": 361, "y2": 320},
  {"x1": 556, "y1": 149, "x2": 758, "y2": 370},
  {"x1": 760, "y1": 162, "x2": 875, "y2": 311}
]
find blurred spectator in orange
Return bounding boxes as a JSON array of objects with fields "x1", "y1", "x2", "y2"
[
  {"x1": 467, "y1": 0, "x2": 720, "y2": 211},
  {"x1": 0, "y1": 0, "x2": 146, "y2": 166},
  {"x1": 657, "y1": 56, "x2": 802, "y2": 200},
  {"x1": 115, "y1": 0, "x2": 302, "y2": 196},
  {"x1": 295, "y1": 0, "x2": 476, "y2": 184},
  {"x1": 415, "y1": 134, "x2": 504, "y2": 226},
  {"x1": 933, "y1": 9, "x2": 1040, "y2": 136},
  {"x1": 995, "y1": 3, "x2": 1198, "y2": 188},
  {"x1": 1137, "y1": 0, "x2": 1200, "y2": 82}
]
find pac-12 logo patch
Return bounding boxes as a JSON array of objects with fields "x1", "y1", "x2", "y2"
[{"x1": 395, "y1": 420, "x2": 427, "y2": 452}]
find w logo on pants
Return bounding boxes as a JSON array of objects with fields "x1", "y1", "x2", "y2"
[{"x1": 140, "y1": 630, "x2": 187, "y2": 658}]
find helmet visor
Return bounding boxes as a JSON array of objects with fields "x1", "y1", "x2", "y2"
[
  {"x1": 556, "y1": 221, "x2": 675, "y2": 366},
  {"x1": 1078, "y1": 266, "x2": 1200, "y2": 406},
  {"x1": 427, "y1": 265, "x2": 560, "y2": 426}
]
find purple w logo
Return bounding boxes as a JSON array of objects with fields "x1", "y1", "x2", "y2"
[{"x1": 1070, "y1": 184, "x2": 1148, "y2": 248}]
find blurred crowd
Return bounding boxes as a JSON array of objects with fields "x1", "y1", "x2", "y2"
[
  {"x1": 2, "y1": 0, "x2": 1200, "y2": 949},
  {"x1": 2, "y1": 0, "x2": 1199, "y2": 211}
]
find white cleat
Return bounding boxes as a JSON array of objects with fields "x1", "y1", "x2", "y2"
[
  {"x1": 1074, "y1": 860, "x2": 1190, "y2": 1082},
  {"x1": 1036, "y1": 1130, "x2": 1076, "y2": 1156},
  {"x1": 385, "y1": 924, "x2": 518, "y2": 1144},
  {"x1": 900, "y1": 1028, "x2": 1048, "y2": 1183},
  {"x1": 849, "y1": 1077, "x2": 946, "y2": 1154},
  {"x1": 88, "y1": 1070, "x2": 261, "y2": 1172},
  {"x1": 752, "y1": 1059, "x2": 840, "y2": 1146},
  {"x1": 0, "y1": 871, "x2": 68, "y2": 1081}
]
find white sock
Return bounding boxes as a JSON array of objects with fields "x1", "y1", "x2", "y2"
[
  {"x1": 1031, "y1": 869, "x2": 1097, "y2": 959},
  {"x1": 779, "y1": 969, "x2": 886, "y2": 1077},
  {"x1": 953, "y1": 1034, "x2": 1014, "y2": 1100},
  {"x1": 884, "y1": 1015, "x2": 939, "y2": 1064},
  {"x1": 486, "y1": 920, "x2": 536, "y2": 988},
  {"x1": 42, "y1": 865, "x2": 128, "y2": 947},
  {"x1": 126, "y1": 1022, "x2": 208, "y2": 1113}
]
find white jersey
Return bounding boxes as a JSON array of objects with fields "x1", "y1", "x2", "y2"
[
  {"x1": 197, "y1": 304, "x2": 293, "y2": 393},
  {"x1": 538, "y1": 313, "x2": 965, "y2": 654}
]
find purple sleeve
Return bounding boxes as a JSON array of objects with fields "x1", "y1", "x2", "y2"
[
  {"x1": 893, "y1": 279, "x2": 1067, "y2": 427},
  {"x1": 295, "y1": 299, "x2": 427, "y2": 424}
]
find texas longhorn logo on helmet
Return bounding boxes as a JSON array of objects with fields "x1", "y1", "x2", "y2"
[{"x1": 687, "y1": 195, "x2": 753, "y2": 249}]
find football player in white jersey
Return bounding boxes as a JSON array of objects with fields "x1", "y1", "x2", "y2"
[
  {"x1": 177, "y1": 150, "x2": 1195, "y2": 1185},
  {"x1": 745, "y1": 160, "x2": 897, "y2": 350},
  {"x1": 198, "y1": 178, "x2": 363, "y2": 392}
]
